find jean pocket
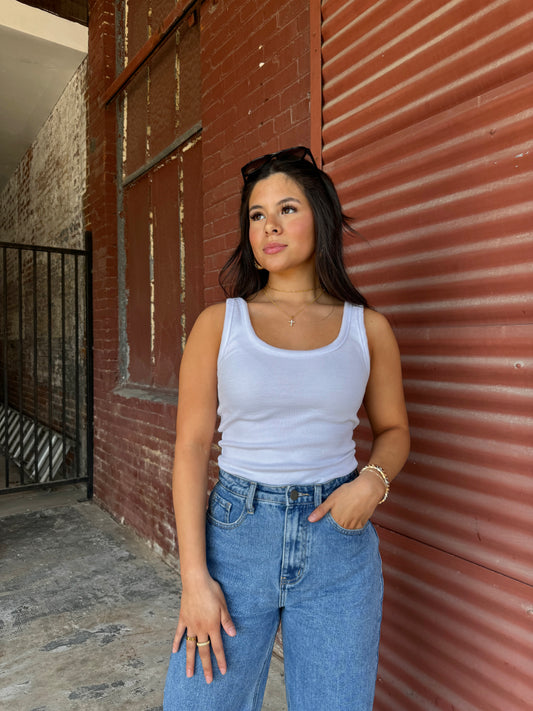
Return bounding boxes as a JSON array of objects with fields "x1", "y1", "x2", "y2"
[
  {"x1": 324, "y1": 513, "x2": 371, "y2": 536},
  {"x1": 207, "y1": 484, "x2": 249, "y2": 529}
]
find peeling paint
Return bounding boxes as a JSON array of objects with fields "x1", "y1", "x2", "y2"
[
  {"x1": 178, "y1": 156, "x2": 186, "y2": 300},
  {"x1": 179, "y1": 133, "x2": 201, "y2": 352},
  {"x1": 122, "y1": 92, "x2": 128, "y2": 181},
  {"x1": 175, "y1": 31, "x2": 181, "y2": 130},
  {"x1": 180, "y1": 313, "x2": 187, "y2": 353},
  {"x1": 149, "y1": 210, "x2": 155, "y2": 366},
  {"x1": 182, "y1": 135, "x2": 201, "y2": 153},
  {"x1": 146, "y1": 69, "x2": 151, "y2": 158},
  {"x1": 178, "y1": 154, "x2": 187, "y2": 351},
  {"x1": 124, "y1": 0, "x2": 129, "y2": 65}
]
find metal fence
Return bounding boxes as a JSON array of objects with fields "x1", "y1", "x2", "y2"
[{"x1": 0, "y1": 235, "x2": 93, "y2": 495}]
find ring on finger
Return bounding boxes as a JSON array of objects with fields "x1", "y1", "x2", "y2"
[
  {"x1": 196, "y1": 639, "x2": 211, "y2": 647},
  {"x1": 185, "y1": 634, "x2": 197, "y2": 643}
]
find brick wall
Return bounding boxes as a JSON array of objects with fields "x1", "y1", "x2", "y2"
[
  {"x1": 0, "y1": 58, "x2": 87, "y2": 249},
  {"x1": 86, "y1": 0, "x2": 311, "y2": 559},
  {"x1": 201, "y1": 0, "x2": 312, "y2": 306},
  {"x1": 84, "y1": 0, "x2": 177, "y2": 554}
]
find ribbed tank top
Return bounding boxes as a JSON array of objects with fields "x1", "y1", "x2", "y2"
[{"x1": 217, "y1": 298, "x2": 370, "y2": 485}]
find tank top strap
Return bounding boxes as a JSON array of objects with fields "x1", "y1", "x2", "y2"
[{"x1": 218, "y1": 297, "x2": 239, "y2": 363}]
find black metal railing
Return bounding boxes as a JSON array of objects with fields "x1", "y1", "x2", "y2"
[{"x1": 0, "y1": 234, "x2": 93, "y2": 495}]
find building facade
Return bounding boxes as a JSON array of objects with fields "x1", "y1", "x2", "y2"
[{"x1": 86, "y1": 1, "x2": 533, "y2": 708}]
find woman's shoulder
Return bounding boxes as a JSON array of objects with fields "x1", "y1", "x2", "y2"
[
  {"x1": 363, "y1": 308, "x2": 398, "y2": 351},
  {"x1": 194, "y1": 301, "x2": 227, "y2": 330},
  {"x1": 187, "y1": 302, "x2": 229, "y2": 350}
]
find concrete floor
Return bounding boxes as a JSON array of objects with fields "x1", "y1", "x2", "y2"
[{"x1": 0, "y1": 485, "x2": 287, "y2": 711}]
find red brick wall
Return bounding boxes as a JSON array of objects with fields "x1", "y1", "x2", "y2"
[
  {"x1": 201, "y1": 0, "x2": 312, "y2": 306},
  {"x1": 86, "y1": 0, "x2": 311, "y2": 558},
  {"x1": 86, "y1": 0, "x2": 178, "y2": 557}
]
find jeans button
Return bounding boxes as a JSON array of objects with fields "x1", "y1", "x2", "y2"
[{"x1": 290, "y1": 489, "x2": 298, "y2": 501}]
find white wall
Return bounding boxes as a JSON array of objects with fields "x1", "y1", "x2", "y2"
[{"x1": 0, "y1": 57, "x2": 87, "y2": 249}]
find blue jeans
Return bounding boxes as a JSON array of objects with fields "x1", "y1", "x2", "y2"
[{"x1": 164, "y1": 469, "x2": 383, "y2": 710}]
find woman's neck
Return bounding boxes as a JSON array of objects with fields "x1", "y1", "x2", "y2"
[{"x1": 265, "y1": 274, "x2": 320, "y2": 294}]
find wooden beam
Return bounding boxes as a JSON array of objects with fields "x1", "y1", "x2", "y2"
[{"x1": 102, "y1": 0, "x2": 197, "y2": 106}]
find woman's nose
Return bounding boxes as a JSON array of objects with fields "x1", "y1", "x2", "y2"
[{"x1": 265, "y1": 214, "x2": 280, "y2": 234}]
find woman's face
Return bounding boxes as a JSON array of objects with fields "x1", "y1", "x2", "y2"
[{"x1": 247, "y1": 172, "x2": 316, "y2": 274}]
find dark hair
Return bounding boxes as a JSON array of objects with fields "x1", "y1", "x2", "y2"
[{"x1": 218, "y1": 155, "x2": 369, "y2": 307}]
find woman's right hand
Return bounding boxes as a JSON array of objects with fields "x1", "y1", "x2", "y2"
[{"x1": 172, "y1": 571, "x2": 237, "y2": 684}]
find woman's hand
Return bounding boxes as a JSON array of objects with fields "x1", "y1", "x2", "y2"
[
  {"x1": 308, "y1": 471, "x2": 385, "y2": 530},
  {"x1": 172, "y1": 571, "x2": 236, "y2": 684}
]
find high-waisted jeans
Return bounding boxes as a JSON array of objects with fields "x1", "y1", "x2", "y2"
[{"x1": 164, "y1": 468, "x2": 383, "y2": 710}]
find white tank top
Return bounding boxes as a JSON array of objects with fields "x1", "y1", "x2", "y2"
[{"x1": 217, "y1": 297, "x2": 370, "y2": 485}]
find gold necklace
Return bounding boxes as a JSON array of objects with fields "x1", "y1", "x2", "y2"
[
  {"x1": 267, "y1": 285, "x2": 317, "y2": 293},
  {"x1": 264, "y1": 287, "x2": 323, "y2": 327}
]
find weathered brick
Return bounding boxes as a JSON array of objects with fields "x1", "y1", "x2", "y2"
[{"x1": 77, "y1": 0, "x2": 312, "y2": 561}]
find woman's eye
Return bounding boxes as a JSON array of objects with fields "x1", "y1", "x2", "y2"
[
  {"x1": 281, "y1": 205, "x2": 296, "y2": 214},
  {"x1": 249, "y1": 212, "x2": 264, "y2": 221}
]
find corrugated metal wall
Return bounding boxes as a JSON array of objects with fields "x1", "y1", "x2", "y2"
[{"x1": 319, "y1": 1, "x2": 533, "y2": 708}]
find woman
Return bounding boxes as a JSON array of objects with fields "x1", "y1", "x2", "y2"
[{"x1": 164, "y1": 147, "x2": 410, "y2": 710}]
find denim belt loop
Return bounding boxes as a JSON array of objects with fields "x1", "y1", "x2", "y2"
[
  {"x1": 313, "y1": 484, "x2": 323, "y2": 509},
  {"x1": 245, "y1": 481, "x2": 257, "y2": 513}
]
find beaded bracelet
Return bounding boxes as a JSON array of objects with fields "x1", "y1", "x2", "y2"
[{"x1": 360, "y1": 464, "x2": 391, "y2": 504}]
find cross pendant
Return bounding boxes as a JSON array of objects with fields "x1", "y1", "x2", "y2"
[{"x1": 288, "y1": 318, "x2": 295, "y2": 327}]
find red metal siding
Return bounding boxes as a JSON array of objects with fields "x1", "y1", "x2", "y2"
[
  {"x1": 320, "y1": 0, "x2": 533, "y2": 707},
  {"x1": 378, "y1": 529, "x2": 533, "y2": 711}
]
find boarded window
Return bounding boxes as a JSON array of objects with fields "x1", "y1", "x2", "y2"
[{"x1": 118, "y1": 6, "x2": 203, "y2": 390}]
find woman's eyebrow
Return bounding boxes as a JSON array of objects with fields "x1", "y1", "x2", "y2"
[{"x1": 249, "y1": 197, "x2": 302, "y2": 211}]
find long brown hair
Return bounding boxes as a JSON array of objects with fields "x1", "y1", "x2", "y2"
[{"x1": 219, "y1": 154, "x2": 369, "y2": 307}]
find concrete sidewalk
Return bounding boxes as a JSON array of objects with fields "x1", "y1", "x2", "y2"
[{"x1": 0, "y1": 486, "x2": 287, "y2": 710}]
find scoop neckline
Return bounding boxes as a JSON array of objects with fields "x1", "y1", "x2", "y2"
[{"x1": 237, "y1": 297, "x2": 350, "y2": 354}]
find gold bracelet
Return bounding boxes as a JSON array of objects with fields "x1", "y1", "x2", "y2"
[{"x1": 360, "y1": 464, "x2": 390, "y2": 504}]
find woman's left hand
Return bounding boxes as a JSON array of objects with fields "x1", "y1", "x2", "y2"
[{"x1": 307, "y1": 472, "x2": 385, "y2": 530}]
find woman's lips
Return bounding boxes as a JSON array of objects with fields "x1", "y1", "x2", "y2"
[{"x1": 263, "y1": 243, "x2": 286, "y2": 255}]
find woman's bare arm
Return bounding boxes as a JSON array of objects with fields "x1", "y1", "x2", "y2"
[{"x1": 171, "y1": 303, "x2": 236, "y2": 684}]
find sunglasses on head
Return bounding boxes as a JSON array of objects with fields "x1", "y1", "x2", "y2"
[{"x1": 241, "y1": 146, "x2": 318, "y2": 182}]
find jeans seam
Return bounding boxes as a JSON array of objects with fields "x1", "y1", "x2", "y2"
[{"x1": 251, "y1": 627, "x2": 278, "y2": 711}]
